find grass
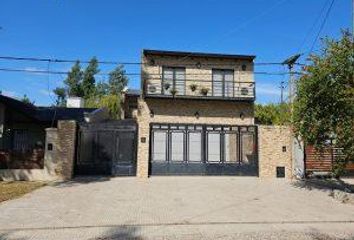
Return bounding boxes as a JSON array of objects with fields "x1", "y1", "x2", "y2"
[{"x1": 0, "y1": 181, "x2": 46, "y2": 202}]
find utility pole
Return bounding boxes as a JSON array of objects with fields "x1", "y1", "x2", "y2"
[
  {"x1": 280, "y1": 81, "x2": 285, "y2": 104},
  {"x1": 282, "y1": 54, "x2": 301, "y2": 108},
  {"x1": 282, "y1": 54, "x2": 301, "y2": 179}
]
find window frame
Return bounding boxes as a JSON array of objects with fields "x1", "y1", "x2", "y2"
[
  {"x1": 162, "y1": 66, "x2": 186, "y2": 95},
  {"x1": 212, "y1": 69, "x2": 235, "y2": 97}
]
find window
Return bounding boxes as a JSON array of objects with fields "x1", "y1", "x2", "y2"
[
  {"x1": 162, "y1": 67, "x2": 186, "y2": 95},
  {"x1": 12, "y1": 129, "x2": 29, "y2": 151},
  {"x1": 224, "y1": 133, "x2": 238, "y2": 163},
  {"x1": 170, "y1": 131, "x2": 184, "y2": 162},
  {"x1": 188, "y1": 132, "x2": 202, "y2": 162},
  {"x1": 241, "y1": 132, "x2": 256, "y2": 165},
  {"x1": 212, "y1": 69, "x2": 234, "y2": 97},
  {"x1": 152, "y1": 131, "x2": 167, "y2": 161},
  {"x1": 207, "y1": 132, "x2": 221, "y2": 162}
]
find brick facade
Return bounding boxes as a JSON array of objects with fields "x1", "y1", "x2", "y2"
[
  {"x1": 136, "y1": 98, "x2": 255, "y2": 178},
  {"x1": 56, "y1": 120, "x2": 77, "y2": 180},
  {"x1": 142, "y1": 54, "x2": 254, "y2": 93},
  {"x1": 258, "y1": 125, "x2": 292, "y2": 179},
  {"x1": 136, "y1": 51, "x2": 256, "y2": 178}
]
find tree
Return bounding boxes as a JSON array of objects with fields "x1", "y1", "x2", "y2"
[
  {"x1": 95, "y1": 81, "x2": 109, "y2": 96},
  {"x1": 108, "y1": 65, "x2": 128, "y2": 95},
  {"x1": 21, "y1": 94, "x2": 34, "y2": 105},
  {"x1": 85, "y1": 94, "x2": 121, "y2": 119},
  {"x1": 53, "y1": 87, "x2": 66, "y2": 107},
  {"x1": 82, "y1": 57, "x2": 99, "y2": 98},
  {"x1": 293, "y1": 31, "x2": 354, "y2": 176},
  {"x1": 255, "y1": 103, "x2": 290, "y2": 125},
  {"x1": 64, "y1": 61, "x2": 83, "y2": 97}
]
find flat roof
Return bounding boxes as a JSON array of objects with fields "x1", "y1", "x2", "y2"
[{"x1": 143, "y1": 49, "x2": 255, "y2": 60}]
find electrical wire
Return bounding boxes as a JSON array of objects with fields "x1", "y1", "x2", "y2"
[
  {"x1": 308, "y1": 0, "x2": 335, "y2": 55},
  {"x1": 0, "y1": 67, "x2": 303, "y2": 76},
  {"x1": 297, "y1": 0, "x2": 331, "y2": 53},
  {"x1": 0, "y1": 55, "x2": 304, "y2": 66}
]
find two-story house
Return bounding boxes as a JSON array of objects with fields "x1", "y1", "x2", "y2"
[{"x1": 130, "y1": 49, "x2": 258, "y2": 178}]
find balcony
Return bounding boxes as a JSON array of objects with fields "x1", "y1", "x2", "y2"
[{"x1": 144, "y1": 78, "x2": 255, "y2": 101}]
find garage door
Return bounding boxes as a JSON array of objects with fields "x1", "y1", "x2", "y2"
[{"x1": 149, "y1": 124, "x2": 258, "y2": 176}]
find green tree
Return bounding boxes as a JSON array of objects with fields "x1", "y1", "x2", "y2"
[
  {"x1": 53, "y1": 87, "x2": 66, "y2": 107},
  {"x1": 95, "y1": 81, "x2": 109, "y2": 96},
  {"x1": 255, "y1": 103, "x2": 290, "y2": 125},
  {"x1": 293, "y1": 31, "x2": 354, "y2": 176},
  {"x1": 82, "y1": 57, "x2": 99, "y2": 98},
  {"x1": 64, "y1": 61, "x2": 83, "y2": 97},
  {"x1": 108, "y1": 65, "x2": 128, "y2": 95},
  {"x1": 21, "y1": 94, "x2": 34, "y2": 105},
  {"x1": 85, "y1": 94, "x2": 121, "y2": 119}
]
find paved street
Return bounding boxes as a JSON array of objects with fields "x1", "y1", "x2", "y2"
[{"x1": 0, "y1": 177, "x2": 354, "y2": 239}]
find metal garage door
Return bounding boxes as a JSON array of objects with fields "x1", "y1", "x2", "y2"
[
  {"x1": 149, "y1": 124, "x2": 258, "y2": 176},
  {"x1": 75, "y1": 120, "x2": 137, "y2": 176}
]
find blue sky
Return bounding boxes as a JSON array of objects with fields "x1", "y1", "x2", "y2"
[{"x1": 0, "y1": 0, "x2": 351, "y2": 105}]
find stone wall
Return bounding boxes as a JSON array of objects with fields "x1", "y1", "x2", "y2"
[
  {"x1": 55, "y1": 120, "x2": 77, "y2": 180},
  {"x1": 142, "y1": 54, "x2": 254, "y2": 95},
  {"x1": 136, "y1": 98, "x2": 254, "y2": 178},
  {"x1": 258, "y1": 125, "x2": 292, "y2": 179}
]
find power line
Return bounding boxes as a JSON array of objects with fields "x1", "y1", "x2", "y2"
[
  {"x1": 308, "y1": 0, "x2": 335, "y2": 55},
  {"x1": 297, "y1": 0, "x2": 331, "y2": 53},
  {"x1": 0, "y1": 67, "x2": 303, "y2": 76},
  {"x1": 0, "y1": 56, "x2": 140, "y2": 65},
  {"x1": 0, "y1": 55, "x2": 305, "y2": 66}
]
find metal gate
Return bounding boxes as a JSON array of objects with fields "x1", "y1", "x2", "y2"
[
  {"x1": 149, "y1": 124, "x2": 258, "y2": 176},
  {"x1": 75, "y1": 120, "x2": 137, "y2": 176}
]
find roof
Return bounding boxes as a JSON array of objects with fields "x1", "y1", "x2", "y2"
[
  {"x1": 36, "y1": 107, "x2": 97, "y2": 122},
  {"x1": 0, "y1": 94, "x2": 96, "y2": 122},
  {"x1": 143, "y1": 49, "x2": 256, "y2": 61},
  {"x1": 125, "y1": 89, "x2": 141, "y2": 96}
]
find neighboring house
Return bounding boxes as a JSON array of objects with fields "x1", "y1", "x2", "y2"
[
  {"x1": 0, "y1": 94, "x2": 96, "y2": 170},
  {"x1": 124, "y1": 49, "x2": 259, "y2": 177}
]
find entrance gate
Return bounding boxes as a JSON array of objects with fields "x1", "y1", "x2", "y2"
[{"x1": 75, "y1": 120, "x2": 137, "y2": 176}]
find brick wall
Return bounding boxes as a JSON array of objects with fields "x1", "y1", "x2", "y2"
[
  {"x1": 258, "y1": 125, "x2": 292, "y2": 179},
  {"x1": 142, "y1": 54, "x2": 254, "y2": 92},
  {"x1": 136, "y1": 98, "x2": 254, "y2": 178},
  {"x1": 56, "y1": 120, "x2": 77, "y2": 180}
]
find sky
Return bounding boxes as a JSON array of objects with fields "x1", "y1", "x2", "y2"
[{"x1": 0, "y1": 0, "x2": 351, "y2": 106}]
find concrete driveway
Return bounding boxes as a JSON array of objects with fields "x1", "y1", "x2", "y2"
[{"x1": 0, "y1": 177, "x2": 354, "y2": 240}]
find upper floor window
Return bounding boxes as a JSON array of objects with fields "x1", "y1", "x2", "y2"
[
  {"x1": 212, "y1": 69, "x2": 234, "y2": 97},
  {"x1": 162, "y1": 67, "x2": 185, "y2": 95}
]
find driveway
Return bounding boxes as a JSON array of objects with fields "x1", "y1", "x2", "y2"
[{"x1": 0, "y1": 177, "x2": 354, "y2": 239}]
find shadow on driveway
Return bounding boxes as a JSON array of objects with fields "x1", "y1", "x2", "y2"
[
  {"x1": 291, "y1": 178, "x2": 353, "y2": 193},
  {"x1": 50, "y1": 176, "x2": 112, "y2": 188}
]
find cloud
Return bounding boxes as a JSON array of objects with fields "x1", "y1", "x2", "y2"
[
  {"x1": 256, "y1": 83, "x2": 282, "y2": 96},
  {"x1": 39, "y1": 89, "x2": 51, "y2": 96},
  {"x1": 1, "y1": 90, "x2": 17, "y2": 97}
]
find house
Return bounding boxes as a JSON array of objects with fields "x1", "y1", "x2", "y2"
[
  {"x1": 0, "y1": 94, "x2": 96, "y2": 170},
  {"x1": 1, "y1": 50, "x2": 293, "y2": 181},
  {"x1": 124, "y1": 49, "x2": 263, "y2": 177}
]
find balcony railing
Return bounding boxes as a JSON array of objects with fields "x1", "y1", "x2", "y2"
[{"x1": 144, "y1": 78, "x2": 255, "y2": 100}]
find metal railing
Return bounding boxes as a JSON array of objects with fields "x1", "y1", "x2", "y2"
[{"x1": 144, "y1": 78, "x2": 255, "y2": 100}]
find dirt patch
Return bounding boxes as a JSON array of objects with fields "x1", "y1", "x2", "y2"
[{"x1": 0, "y1": 181, "x2": 46, "y2": 202}]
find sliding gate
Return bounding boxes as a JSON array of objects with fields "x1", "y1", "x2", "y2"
[{"x1": 149, "y1": 124, "x2": 258, "y2": 176}]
